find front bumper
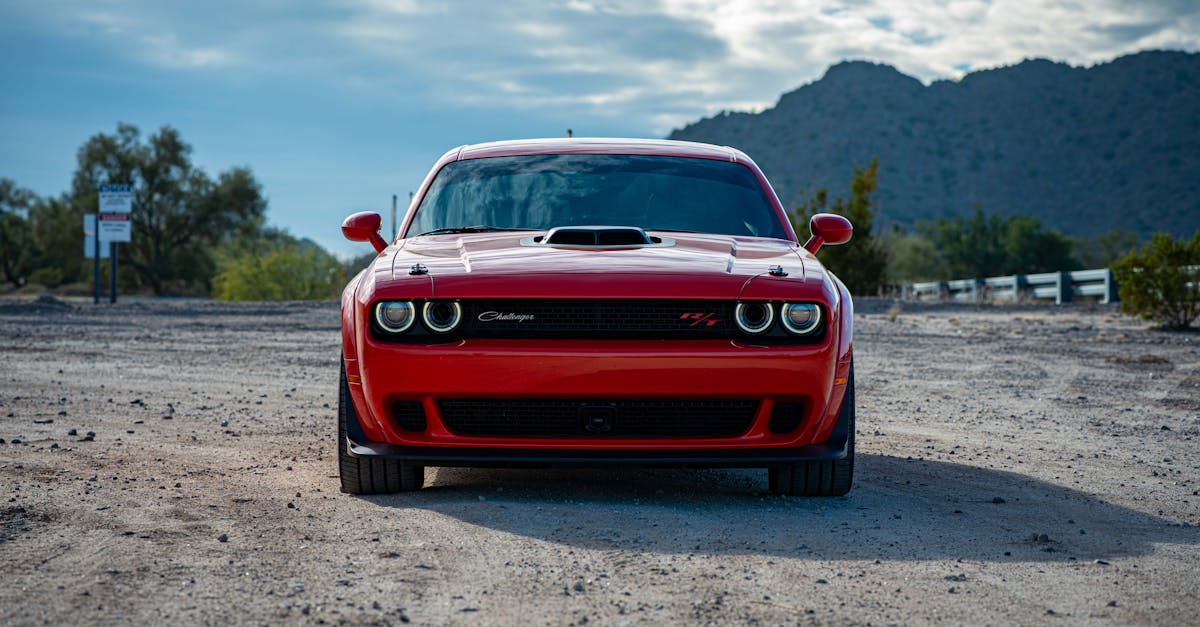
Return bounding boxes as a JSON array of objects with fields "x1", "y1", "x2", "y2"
[{"x1": 344, "y1": 336, "x2": 852, "y2": 457}]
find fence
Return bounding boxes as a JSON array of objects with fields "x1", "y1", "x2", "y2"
[{"x1": 902, "y1": 268, "x2": 1119, "y2": 304}]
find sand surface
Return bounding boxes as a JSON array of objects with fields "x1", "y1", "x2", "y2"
[{"x1": 1, "y1": 296, "x2": 1197, "y2": 625}]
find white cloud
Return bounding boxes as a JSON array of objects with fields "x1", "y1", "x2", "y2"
[{"x1": 8, "y1": 0, "x2": 1199, "y2": 130}]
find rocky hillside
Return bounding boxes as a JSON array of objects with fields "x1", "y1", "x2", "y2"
[{"x1": 669, "y1": 50, "x2": 1199, "y2": 237}]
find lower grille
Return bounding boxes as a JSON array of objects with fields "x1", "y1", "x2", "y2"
[
  {"x1": 768, "y1": 402, "x2": 803, "y2": 433},
  {"x1": 439, "y1": 399, "x2": 758, "y2": 438},
  {"x1": 392, "y1": 401, "x2": 427, "y2": 432}
]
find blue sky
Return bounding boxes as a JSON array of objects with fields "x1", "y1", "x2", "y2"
[{"x1": 2, "y1": 1, "x2": 1197, "y2": 257}]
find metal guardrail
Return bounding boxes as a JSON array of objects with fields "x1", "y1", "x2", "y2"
[{"x1": 901, "y1": 268, "x2": 1119, "y2": 304}]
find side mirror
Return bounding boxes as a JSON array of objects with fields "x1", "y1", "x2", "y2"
[
  {"x1": 342, "y1": 212, "x2": 388, "y2": 253},
  {"x1": 803, "y1": 213, "x2": 853, "y2": 254}
]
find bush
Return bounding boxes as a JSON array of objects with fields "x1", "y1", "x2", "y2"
[
  {"x1": 1112, "y1": 232, "x2": 1200, "y2": 330},
  {"x1": 213, "y1": 244, "x2": 344, "y2": 301},
  {"x1": 28, "y1": 267, "x2": 64, "y2": 287}
]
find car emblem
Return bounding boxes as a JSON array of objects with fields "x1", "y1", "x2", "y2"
[
  {"x1": 477, "y1": 311, "x2": 535, "y2": 322},
  {"x1": 680, "y1": 312, "x2": 722, "y2": 327}
]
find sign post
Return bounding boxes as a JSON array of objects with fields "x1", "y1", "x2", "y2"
[
  {"x1": 97, "y1": 185, "x2": 132, "y2": 304},
  {"x1": 92, "y1": 215, "x2": 100, "y2": 304}
]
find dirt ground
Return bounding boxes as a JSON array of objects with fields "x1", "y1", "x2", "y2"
[{"x1": 1, "y1": 295, "x2": 1197, "y2": 625}]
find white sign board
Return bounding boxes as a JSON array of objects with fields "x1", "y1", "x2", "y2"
[
  {"x1": 82, "y1": 214, "x2": 110, "y2": 258},
  {"x1": 99, "y1": 184, "x2": 133, "y2": 214},
  {"x1": 98, "y1": 213, "x2": 132, "y2": 242}
]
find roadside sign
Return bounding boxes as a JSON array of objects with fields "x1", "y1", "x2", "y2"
[
  {"x1": 99, "y1": 213, "x2": 132, "y2": 242},
  {"x1": 99, "y1": 184, "x2": 133, "y2": 213},
  {"x1": 82, "y1": 214, "x2": 110, "y2": 258}
]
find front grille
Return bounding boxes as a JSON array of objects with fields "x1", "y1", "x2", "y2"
[
  {"x1": 439, "y1": 398, "x2": 758, "y2": 438},
  {"x1": 461, "y1": 300, "x2": 735, "y2": 339}
]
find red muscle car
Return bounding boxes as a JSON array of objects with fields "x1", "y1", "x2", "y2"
[{"x1": 339, "y1": 138, "x2": 855, "y2": 496}]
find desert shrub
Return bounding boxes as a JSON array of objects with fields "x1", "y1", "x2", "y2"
[
  {"x1": 1112, "y1": 232, "x2": 1200, "y2": 330},
  {"x1": 28, "y1": 267, "x2": 64, "y2": 287},
  {"x1": 213, "y1": 244, "x2": 344, "y2": 301}
]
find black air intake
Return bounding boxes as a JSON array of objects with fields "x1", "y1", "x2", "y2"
[{"x1": 544, "y1": 225, "x2": 652, "y2": 246}]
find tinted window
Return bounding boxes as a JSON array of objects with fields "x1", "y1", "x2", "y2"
[{"x1": 408, "y1": 154, "x2": 787, "y2": 239}]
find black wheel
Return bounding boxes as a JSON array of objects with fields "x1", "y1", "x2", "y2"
[
  {"x1": 338, "y1": 362, "x2": 424, "y2": 494},
  {"x1": 769, "y1": 361, "x2": 855, "y2": 497}
]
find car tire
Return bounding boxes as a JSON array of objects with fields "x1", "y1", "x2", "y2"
[
  {"x1": 768, "y1": 361, "x2": 855, "y2": 497},
  {"x1": 338, "y1": 362, "x2": 424, "y2": 494}
]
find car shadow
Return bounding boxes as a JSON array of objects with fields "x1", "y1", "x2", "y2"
[{"x1": 361, "y1": 453, "x2": 1196, "y2": 563}]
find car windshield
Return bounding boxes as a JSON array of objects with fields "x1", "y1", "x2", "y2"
[{"x1": 407, "y1": 154, "x2": 787, "y2": 239}]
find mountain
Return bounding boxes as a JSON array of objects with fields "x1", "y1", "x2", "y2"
[{"x1": 668, "y1": 51, "x2": 1199, "y2": 238}]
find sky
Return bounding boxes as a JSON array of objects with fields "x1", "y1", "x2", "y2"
[{"x1": 2, "y1": 0, "x2": 1197, "y2": 257}]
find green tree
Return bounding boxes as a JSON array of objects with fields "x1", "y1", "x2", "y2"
[
  {"x1": 212, "y1": 241, "x2": 344, "y2": 301},
  {"x1": 69, "y1": 123, "x2": 267, "y2": 294},
  {"x1": 1112, "y1": 232, "x2": 1200, "y2": 330},
  {"x1": 791, "y1": 159, "x2": 887, "y2": 294},
  {"x1": 1074, "y1": 229, "x2": 1140, "y2": 268},
  {"x1": 0, "y1": 179, "x2": 39, "y2": 287},
  {"x1": 27, "y1": 196, "x2": 83, "y2": 286},
  {"x1": 880, "y1": 228, "x2": 945, "y2": 283},
  {"x1": 919, "y1": 208, "x2": 1079, "y2": 278}
]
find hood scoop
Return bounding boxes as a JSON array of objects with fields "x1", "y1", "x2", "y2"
[{"x1": 524, "y1": 225, "x2": 674, "y2": 249}]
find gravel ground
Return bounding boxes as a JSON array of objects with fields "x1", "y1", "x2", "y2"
[{"x1": 1, "y1": 295, "x2": 1197, "y2": 625}]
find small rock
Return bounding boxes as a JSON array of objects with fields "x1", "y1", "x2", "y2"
[
  {"x1": 220, "y1": 420, "x2": 229, "y2": 427},
  {"x1": 217, "y1": 533, "x2": 229, "y2": 543},
  {"x1": 1037, "y1": 533, "x2": 1050, "y2": 543},
  {"x1": 815, "y1": 578, "x2": 828, "y2": 584},
  {"x1": 1107, "y1": 600, "x2": 1118, "y2": 607},
  {"x1": 1094, "y1": 559, "x2": 1109, "y2": 565},
  {"x1": 82, "y1": 432, "x2": 95, "y2": 442},
  {"x1": 945, "y1": 573, "x2": 967, "y2": 582},
  {"x1": 288, "y1": 502, "x2": 296, "y2": 509},
  {"x1": 67, "y1": 428, "x2": 77, "y2": 436},
  {"x1": 10, "y1": 439, "x2": 21, "y2": 445},
  {"x1": 991, "y1": 496, "x2": 1006, "y2": 504},
  {"x1": 574, "y1": 581, "x2": 585, "y2": 593}
]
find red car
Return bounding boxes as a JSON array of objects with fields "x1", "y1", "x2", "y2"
[{"x1": 339, "y1": 138, "x2": 855, "y2": 496}]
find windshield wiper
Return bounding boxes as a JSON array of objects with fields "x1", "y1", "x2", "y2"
[{"x1": 416, "y1": 225, "x2": 530, "y2": 236}]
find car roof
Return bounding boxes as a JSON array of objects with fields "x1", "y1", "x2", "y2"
[{"x1": 453, "y1": 137, "x2": 745, "y2": 163}]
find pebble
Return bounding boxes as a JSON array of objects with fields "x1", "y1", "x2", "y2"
[
  {"x1": 82, "y1": 432, "x2": 95, "y2": 442},
  {"x1": 1094, "y1": 559, "x2": 1109, "y2": 565},
  {"x1": 945, "y1": 573, "x2": 967, "y2": 582},
  {"x1": 10, "y1": 439, "x2": 21, "y2": 445},
  {"x1": 217, "y1": 533, "x2": 229, "y2": 543},
  {"x1": 815, "y1": 579, "x2": 828, "y2": 584},
  {"x1": 67, "y1": 428, "x2": 77, "y2": 436},
  {"x1": 574, "y1": 581, "x2": 586, "y2": 593},
  {"x1": 991, "y1": 496, "x2": 1006, "y2": 504}
]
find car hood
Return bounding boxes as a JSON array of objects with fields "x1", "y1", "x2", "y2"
[{"x1": 374, "y1": 232, "x2": 830, "y2": 301}]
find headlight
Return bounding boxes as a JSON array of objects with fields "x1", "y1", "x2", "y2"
[
  {"x1": 734, "y1": 302, "x2": 774, "y2": 334},
  {"x1": 781, "y1": 303, "x2": 821, "y2": 335},
  {"x1": 422, "y1": 300, "x2": 462, "y2": 333},
  {"x1": 374, "y1": 301, "x2": 415, "y2": 334}
]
